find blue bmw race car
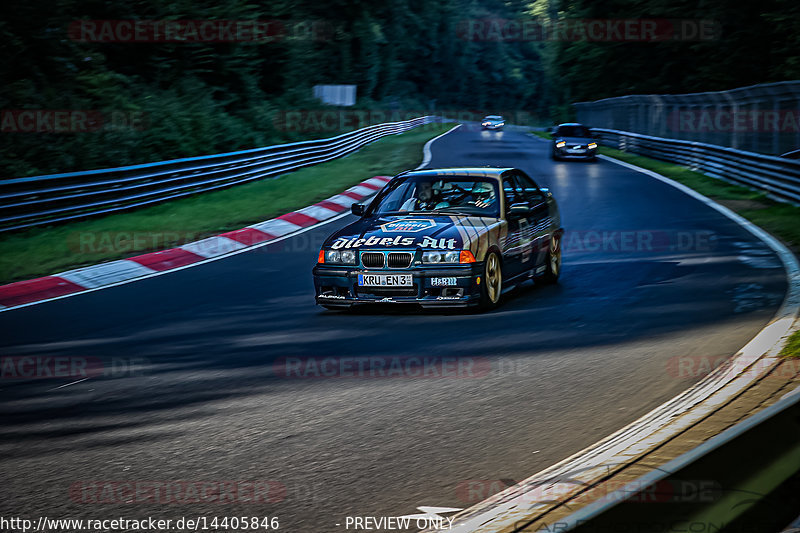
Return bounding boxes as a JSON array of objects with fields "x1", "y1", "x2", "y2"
[{"x1": 312, "y1": 167, "x2": 564, "y2": 311}]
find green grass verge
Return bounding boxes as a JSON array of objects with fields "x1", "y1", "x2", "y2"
[
  {"x1": 0, "y1": 123, "x2": 452, "y2": 284},
  {"x1": 781, "y1": 330, "x2": 800, "y2": 358},
  {"x1": 530, "y1": 130, "x2": 800, "y2": 254}
]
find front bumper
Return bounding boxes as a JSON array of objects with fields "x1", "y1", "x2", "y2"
[
  {"x1": 554, "y1": 145, "x2": 597, "y2": 159},
  {"x1": 313, "y1": 263, "x2": 484, "y2": 308}
]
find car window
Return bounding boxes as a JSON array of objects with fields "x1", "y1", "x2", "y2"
[
  {"x1": 371, "y1": 176, "x2": 500, "y2": 217},
  {"x1": 502, "y1": 176, "x2": 526, "y2": 210},
  {"x1": 556, "y1": 125, "x2": 590, "y2": 138},
  {"x1": 513, "y1": 173, "x2": 545, "y2": 204}
]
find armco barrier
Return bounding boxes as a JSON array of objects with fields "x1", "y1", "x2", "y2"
[
  {"x1": 562, "y1": 388, "x2": 800, "y2": 532},
  {"x1": 0, "y1": 116, "x2": 437, "y2": 233},
  {"x1": 573, "y1": 81, "x2": 800, "y2": 156},
  {"x1": 592, "y1": 128, "x2": 800, "y2": 204}
]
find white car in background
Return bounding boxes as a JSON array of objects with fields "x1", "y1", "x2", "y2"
[{"x1": 481, "y1": 116, "x2": 505, "y2": 130}]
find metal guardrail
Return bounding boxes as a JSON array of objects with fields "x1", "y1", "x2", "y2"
[
  {"x1": 0, "y1": 116, "x2": 437, "y2": 233},
  {"x1": 574, "y1": 81, "x2": 800, "y2": 156},
  {"x1": 593, "y1": 128, "x2": 800, "y2": 204}
]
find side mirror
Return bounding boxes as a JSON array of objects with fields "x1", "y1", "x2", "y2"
[
  {"x1": 351, "y1": 203, "x2": 366, "y2": 216},
  {"x1": 508, "y1": 203, "x2": 531, "y2": 216},
  {"x1": 527, "y1": 194, "x2": 545, "y2": 204}
]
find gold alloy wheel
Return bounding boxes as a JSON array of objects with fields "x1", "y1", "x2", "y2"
[
  {"x1": 550, "y1": 234, "x2": 561, "y2": 276},
  {"x1": 485, "y1": 252, "x2": 502, "y2": 304}
]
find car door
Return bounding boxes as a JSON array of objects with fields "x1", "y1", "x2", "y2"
[
  {"x1": 514, "y1": 172, "x2": 552, "y2": 272},
  {"x1": 501, "y1": 174, "x2": 534, "y2": 279}
]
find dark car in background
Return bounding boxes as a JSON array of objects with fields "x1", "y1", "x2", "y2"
[
  {"x1": 551, "y1": 123, "x2": 598, "y2": 161},
  {"x1": 313, "y1": 167, "x2": 563, "y2": 311},
  {"x1": 481, "y1": 115, "x2": 505, "y2": 130}
]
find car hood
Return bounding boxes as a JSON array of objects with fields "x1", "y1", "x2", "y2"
[
  {"x1": 324, "y1": 214, "x2": 507, "y2": 260},
  {"x1": 556, "y1": 136, "x2": 595, "y2": 145}
]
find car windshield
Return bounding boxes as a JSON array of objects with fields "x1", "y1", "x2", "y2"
[
  {"x1": 372, "y1": 176, "x2": 500, "y2": 217},
  {"x1": 484, "y1": 116, "x2": 502, "y2": 121},
  {"x1": 556, "y1": 125, "x2": 591, "y2": 138}
]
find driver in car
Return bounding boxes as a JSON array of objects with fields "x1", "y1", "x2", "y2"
[
  {"x1": 400, "y1": 181, "x2": 442, "y2": 211},
  {"x1": 472, "y1": 182, "x2": 496, "y2": 210}
]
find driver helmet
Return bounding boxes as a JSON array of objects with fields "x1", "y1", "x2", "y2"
[{"x1": 472, "y1": 181, "x2": 495, "y2": 200}]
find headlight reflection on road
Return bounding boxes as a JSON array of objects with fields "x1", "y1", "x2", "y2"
[
  {"x1": 553, "y1": 163, "x2": 569, "y2": 182},
  {"x1": 586, "y1": 162, "x2": 603, "y2": 194},
  {"x1": 482, "y1": 131, "x2": 504, "y2": 140},
  {"x1": 480, "y1": 130, "x2": 504, "y2": 140}
]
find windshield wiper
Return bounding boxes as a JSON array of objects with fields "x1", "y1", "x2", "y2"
[{"x1": 406, "y1": 210, "x2": 465, "y2": 216}]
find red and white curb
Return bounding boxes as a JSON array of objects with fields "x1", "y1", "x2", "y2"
[{"x1": 0, "y1": 176, "x2": 392, "y2": 311}]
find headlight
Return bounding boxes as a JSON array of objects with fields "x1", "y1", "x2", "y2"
[
  {"x1": 588, "y1": 142, "x2": 597, "y2": 149},
  {"x1": 324, "y1": 249, "x2": 356, "y2": 264},
  {"x1": 422, "y1": 250, "x2": 461, "y2": 264},
  {"x1": 556, "y1": 140, "x2": 566, "y2": 148}
]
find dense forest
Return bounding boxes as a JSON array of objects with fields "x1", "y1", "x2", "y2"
[{"x1": 2, "y1": 0, "x2": 799, "y2": 177}]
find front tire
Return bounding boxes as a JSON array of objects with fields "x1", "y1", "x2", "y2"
[
  {"x1": 539, "y1": 233, "x2": 562, "y2": 284},
  {"x1": 479, "y1": 252, "x2": 503, "y2": 310}
]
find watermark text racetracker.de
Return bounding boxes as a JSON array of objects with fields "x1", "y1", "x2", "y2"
[
  {"x1": 457, "y1": 18, "x2": 720, "y2": 42},
  {"x1": 668, "y1": 109, "x2": 800, "y2": 133},
  {"x1": 0, "y1": 356, "x2": 150, "y2": 379},
  {"x1": 68, "y1": 231, "x2": 202, "y2": 254},
  {"x1": 563, "y1": 229, "x2": 716, "y2": 253},
  {"x1": 271, "y1": 109, "x2": 537, "y2": 133},
  {"x1": 1, "y1": 110, "x2": 146, "y2": 133},
  {"x1": 70, "y1": 480, "x2": 285, "y2": 504},
  {"x1": 666, "y1": 355, "x2": 800, "y2": 381},
  {"x1": 66, "y1": 229, "x2": 717, "y2": 262},
  {"x1": 272, "y1": 356, "x2": 491, "y2": 379},
  {"x1": 68, "y1": 19, "x2": 335, "y2": 43},
  {"x1": 456, "y1": 478, "x2": 721, "y2": 505},
  {"x1": 68, "y1": 229, "x2": 322, "y2": 254},
  {"x1": 255, "y1": 229, "x2": 715, "y2": 254}
]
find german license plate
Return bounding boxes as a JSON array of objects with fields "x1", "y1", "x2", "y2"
[{"x1": 358, "y1": 273, "x2": 413, "y2": 287}]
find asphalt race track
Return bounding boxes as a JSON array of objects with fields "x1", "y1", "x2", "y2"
[{"x1": 0, "y1": 125, "x2": 788, "y2": 532}]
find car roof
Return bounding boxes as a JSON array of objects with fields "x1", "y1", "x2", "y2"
[
  {"x1": 556, "y1": 122, "x2": 585, "y2": 127},
  {"x1": 394, "y1": 167, "x2": 514, "y2": 181},
  {"x1": 484, "y1": 115, "x2": 503, "y2": 119}
]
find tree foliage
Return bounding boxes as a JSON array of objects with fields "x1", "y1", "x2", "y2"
[{"x1": 1, "y1": 0, "x2": 798, "y2": 177}]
